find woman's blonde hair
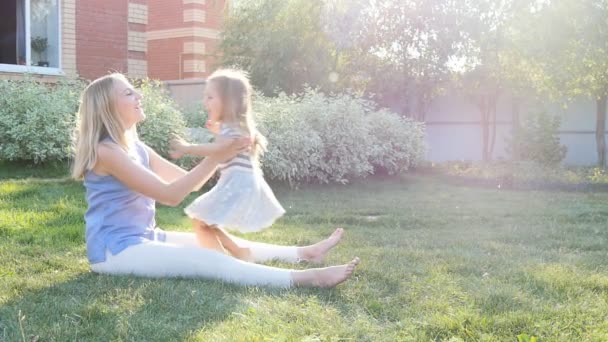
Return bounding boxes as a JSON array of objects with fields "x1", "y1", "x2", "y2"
[
  {"x1": 71, "y1": 73, "x2": 136, "y2": 179},
  {"x1": 207, "y1": 69, "x2": 267, "y2": 161}
]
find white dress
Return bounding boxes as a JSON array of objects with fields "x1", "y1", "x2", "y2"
[{"x1": 184, "y1": 125, "x2": 285, "y2": 233}]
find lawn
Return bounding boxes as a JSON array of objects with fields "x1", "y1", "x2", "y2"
[{"x1": 1, "y1": 167, "x2": 608, "y2": 341}]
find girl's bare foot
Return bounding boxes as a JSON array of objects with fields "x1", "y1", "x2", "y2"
[
  {"x1": 292, "y1": 257, "x2": 360, "y2": 288},
  {"x1": 298, "y1": 228, "x2": 344, "y2": 263}
]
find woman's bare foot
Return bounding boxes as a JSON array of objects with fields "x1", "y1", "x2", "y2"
[
  {"x1": 292, "y1": 257, "x2": 360, "y2": 288},
  {"x1": 298, "y1": 228, "x2": 344, "y2": 263}
]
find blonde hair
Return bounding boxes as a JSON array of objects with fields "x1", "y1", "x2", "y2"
[
  {"x1": 207, "y1": 69, "x2": 267, "y2": 161},
  {"x1": 71, "y1": 73, "x2": 136, "y2": 179}
]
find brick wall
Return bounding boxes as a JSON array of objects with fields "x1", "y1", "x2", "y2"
[
  {"x1": 62, "y1": 0, "x2": 77, "y2": 77},
  {"x1": 147, "y1": 0, "x2": 226, "y2": 80},
  {"x1": 2, "y1": 0, "x2": 221, "y2": 81},
  {"x1": 76, "y1": 0, "x2": 129, "y2": 80},
  {"x1": 127, "y1": 1, "x2": 148, "y2": 79}
]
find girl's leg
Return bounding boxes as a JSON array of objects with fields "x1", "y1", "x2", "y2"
[
  {"x1": 90, "y1": 242, "x2": 359, "y2": 288},
  {"x1": 169, "y1": 224, "x2": 252, "y2": 260},
  {"x1": 212, "y1": 227, "x2": 252, "y2": 260},
  {"x1": 224, "y1": 228, "x2": 345, "y2": 264},
  {"x1": 192, "y1": 219, "x2": 227, "y2": 254}
]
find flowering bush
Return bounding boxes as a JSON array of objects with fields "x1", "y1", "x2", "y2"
[
  {"x1": 255, "y1": 89, "x2": 426, "y2": 186},
  {"x1": 136, "y1": 79, "x2": 187, "y2": 158},
  {"x1": 0, "y1": 77, "x2": 83, "y2": 163}
]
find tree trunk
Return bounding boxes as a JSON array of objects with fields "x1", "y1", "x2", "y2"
[
  {"x1": 597, "y1": 95, "x2": 607, "y2": 167},
  {"x1": 511, "y1": 97, "x2": 521, "y2": 161},
  {"x1": 480, "y1": 98, "x2": 490, "y2": 162},
  {"x1": 489, "y1": 96, "x2": 497, "y2": 158}
]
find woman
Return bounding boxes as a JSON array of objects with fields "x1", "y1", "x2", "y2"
[{"x1": 72, "y1": 73, "x2": 359, "y2": 288}]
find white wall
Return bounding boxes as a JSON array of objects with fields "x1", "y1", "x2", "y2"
[{"x1": 424, "y1": 92, "x2": 605, "y2": 166}]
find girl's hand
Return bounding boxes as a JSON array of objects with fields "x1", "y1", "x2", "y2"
[
  {"x1": 169, "y1": 136, "x2": 190, "y2": 160},
  {"x1": 206, "y1": 120, "x2": 221, "y2": 134}
]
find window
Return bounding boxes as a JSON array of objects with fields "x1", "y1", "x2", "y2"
[{"x1": 0, "y1": 0, "x2": 61, "y2": 74}]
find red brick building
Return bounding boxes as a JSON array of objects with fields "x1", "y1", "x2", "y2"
[{"x1": 0, "y1": 0, "x2": 226, "y2": 81}]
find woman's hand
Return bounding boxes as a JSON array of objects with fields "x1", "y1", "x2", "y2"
[
  {"x1": 212, "y1": 137, "x2": 252, "y2": 162},
  {"x1": 169, "y1": 136, "x2": 190, "y2": 160}
]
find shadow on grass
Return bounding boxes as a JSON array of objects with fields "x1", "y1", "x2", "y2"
[{"x1": 0, "y1": 269, "x2": 302, "y2": 341}]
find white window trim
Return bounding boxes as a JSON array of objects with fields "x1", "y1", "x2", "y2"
[{"x1": 0, "y1": 0, "x2": 63, "y2": 75}]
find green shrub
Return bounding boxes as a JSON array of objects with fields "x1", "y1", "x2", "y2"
[
  {"x1": 0, "y1": 77, "x2": 83, "y2": 163},
  {"x1": 255, "y1": 89, "x2": 426, "y2": 185},
  {"x1": 136, "y1": 79, "x2": 187, "y2": 158},
  {"x1": 509, "y1": 111, "x2": 566, "y2": 165},
  {"x1": 182, "y1": 101, "x2": 207, "y2": 128},
  {"x1": 367, "y1": 109, "x2": 426, "y2": 174},
  {"x1": 256, "y1": 93, "x2": 324, "y2": 186}
]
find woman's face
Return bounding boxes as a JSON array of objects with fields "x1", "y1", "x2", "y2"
[
  {"x1": 204, "y1": 81, "x2": 223, "y2": 124},
  {"x1": 113, "y1": 78, "x2": 144, "y2": 129}
]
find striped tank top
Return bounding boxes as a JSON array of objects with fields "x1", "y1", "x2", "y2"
[{"x1": 218, "y1": 124, "x2": 256, "y2": 173}]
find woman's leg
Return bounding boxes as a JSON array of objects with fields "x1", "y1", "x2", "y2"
[
  {"x1": 162, "y1": 230, "x2": 200, "y2": 247},
  {"x1": 291, "y1": 257, "x2": 360, "y2": 287},
  {"x1": 90, "y1": 242, "x2": 359, "y2": 288},
  {"x1": 224, "y1": 228, "x2": 345, "y2": 263}
]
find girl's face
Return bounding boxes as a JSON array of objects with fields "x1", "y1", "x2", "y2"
[
  {"x1": 204, "y1": 81, "x2": 223, "y2": 127},
  {"x1": 113, "y1": 78, "x2": 144, "y2": 129}
]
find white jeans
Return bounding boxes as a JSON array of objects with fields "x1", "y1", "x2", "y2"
[{"x1": 90, "y1": 231, "x2": 299, "y2": 288}]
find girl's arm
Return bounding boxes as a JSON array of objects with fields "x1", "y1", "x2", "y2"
[
  {"x1": 170, "y1": 135, "x2": 250, "y2": 159},
  {"x1": 145, "y1": 145, "x2": 187, "y2": 182},
  {"x1": 95, "y1": 142, "x2": 233, "y2": 207},
  {"x1": 146, "y1": 136, "x2": 249, "y2": 183},
  {"x1": 173, "y1": 141, "x2": 232, "y2": 158}
]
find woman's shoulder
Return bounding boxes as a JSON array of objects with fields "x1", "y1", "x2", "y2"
[{"x1": 97, "y1": 139, "x2": 147, "y2": 166}]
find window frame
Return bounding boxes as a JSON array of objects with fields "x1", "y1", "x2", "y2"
[{"x1": 0, "y1": 0, "x2": 63, "y2": 76}]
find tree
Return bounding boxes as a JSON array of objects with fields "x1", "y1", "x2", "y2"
[
  {"x1": 353, "y1": 0, "x2": 464, "y2": 120},
  {"x1": 220, "y1": 0, "x2": 464, "y2": 120},
  {"x1": 525, "y1": 0, "x2": 608, "y2": 166},
  {"x1": 219, "y1": 0, "x2": 355, "y2": 95},
  {"x1": 455, "y1": 0, "x2": 538, "y2": 161}
]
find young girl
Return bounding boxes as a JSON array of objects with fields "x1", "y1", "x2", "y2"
[{"x1": 171, "y1": 69, "x2": 285, "y2": 259}]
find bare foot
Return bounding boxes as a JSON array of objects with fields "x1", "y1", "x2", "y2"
[
  {"x1": 298, "y1": 228, "x2": 344, "y2": 263},
  {"x1": 292, "y1": 257, "x2": 360, "y2": 288}
]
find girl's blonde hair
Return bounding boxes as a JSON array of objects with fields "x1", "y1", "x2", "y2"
[
  {"x1": 71, "y1": 73, "x2": 136, "y2": 179},
  {"x1": 207, "y1": 69, "x2": 267, "y2": 161}
]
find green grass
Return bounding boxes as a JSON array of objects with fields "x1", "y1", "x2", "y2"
[{"x1": 1, "y1": 167, "x2": 608, "y2": 341}]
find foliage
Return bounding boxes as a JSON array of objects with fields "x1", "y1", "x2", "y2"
[
  {"x1": 0, "y1": 77, "x2": 83, "y2": 163},
  {"x1": 221, "y1": 0, "x2": 468, "y2": 118},
  {"x1": 220, "y1": 0, "x2": 345, "y2": 95},
  {"x1": 516, "y1": 0, "x2": 608, "y2": 166},
  {"x1": 367, "y1": 109, "x2": 426, "y2": 174},
  {"x1": 509, "y1": 111, "x2": 566, "y2": 165},
  {"x1": 432, "y1": 160, "x2": 608, "y2": 186},
  {"x1": 181, "y1": 101, "x2": 207, "y2": 128},
  {"x1": 255, "y1": 89, "x2": 426, "y2": 186},
  {"x1": 355, "y1": 0, "x2": 463, "y2": 119},
  {"x1": 136, "y1": 79, "x2": 187, "y2": 158}
]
